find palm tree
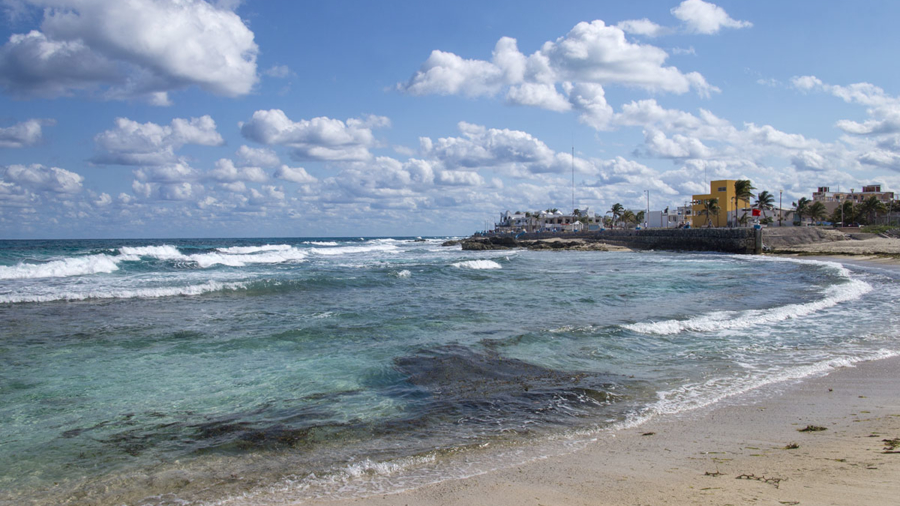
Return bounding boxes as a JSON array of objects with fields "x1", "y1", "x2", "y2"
[
  {"x1": 610, "y1": 203, "x2": 624, "y2": 228},
  {"x1": 699, "y1": 198, "x2": 720, "y2": 227},
  {"x1": 794, "y1": 197, "x2": 811, "y2": 225},
  {"x1": 858, "y1": 196, "x2": 887, "y2": 225},
  {"x1": 635, "y1": 210, "x2": 646, "y2": 226},
  {"x1": 808, "y1": 201, "x2": 827, "y2": 224},
  {"x1": 734, "y1": 179, "x2": 755, "y2": 226},
  {"x1": 754, "y1": 191, "x2": 775, "y2": 221}
]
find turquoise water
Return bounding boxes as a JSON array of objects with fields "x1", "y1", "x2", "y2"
[{"x1": 1, "y1": 238, "x2": 898, "y2": 505}]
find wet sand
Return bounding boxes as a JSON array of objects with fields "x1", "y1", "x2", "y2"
[{"x1": 304, "y1": 356, "x2": 900, "y2": 506}]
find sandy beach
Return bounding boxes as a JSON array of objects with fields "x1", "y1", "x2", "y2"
[
  {"x1": 304, "y1": 355, "x2": 900, "y2": 506},
  {"x1": 301, "y1": 248, "x2": 900, "y2": 506}
]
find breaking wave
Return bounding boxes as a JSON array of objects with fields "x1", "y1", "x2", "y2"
[
  {"x1": 0, "y1": 255, "x2": 120, "y2": 279},
  {"x1": 119, "y1": 244, "x2": 308, "y2": 268},
  {"x1": 452, "y1": 260, "x2": 502, "y2": 270},
  {"x1": 0, "y1": 280, "x2": 248, "y2": 304},
  {"x1": 622, "y1": 258, "x2": 872, "y2": 335},
  {"x1": 216, "y1": 244, "x2": 293, "y2": 255}
]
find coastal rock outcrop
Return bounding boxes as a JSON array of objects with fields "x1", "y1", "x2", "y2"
[{"x1": 459, "y1": 237, "x2": 624, "y2": 252}]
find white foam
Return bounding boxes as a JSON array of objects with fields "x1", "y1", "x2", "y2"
[
  {"x1": 189, "y1": 249, "x2": 308, "y2": 268},
  {"x1": 639, "y1": 349, "x2": 900, "y2": 422},
  {"x1": 302, "y1": 241, "x2": 340, "y2": 246},
  {"x1": 119, "y1": 244, "x2": 308, "y2": 268},
  {"x1": 0, "y1": 280, "x2": 248, "y2": 304},
  {"x1": 623, "y1": 258, "x2": 872, "y2": 336},
  {"x1": 310, "y1": 244, "x2": 399, "y2": 256},
  {"x1": 396, "y1": 270, "x2": 412, "y2": 278},
  {"x1": 217, "y1": 244, "x2": 293, "y2": 254},
  {"x1": 119, "y1": 245, "x2": 185, "y2": 261},
  {"x1": 452, "y1": 260, "x2": 502, "y2": 270},
  {"x1": 0, "y1": 255, "x2": 120, "y2": 279}
]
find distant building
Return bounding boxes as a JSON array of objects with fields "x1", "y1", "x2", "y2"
[
  {"x1": 646, "y1": 209, "x2": 681, "y2": 228},
  {"x1": 494, "y1": 208, "x2": 601, "y2": 234},
  {"x1": 811, "y1": 185, "x2": 894, "y2": 216},
  {"x1": 691, "y1": 180, "x2": 751, "y2": 228}
]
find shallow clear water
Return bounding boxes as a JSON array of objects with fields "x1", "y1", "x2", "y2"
[{"x1": 1, "y1": 238, "x2": 898, "y2": 505}]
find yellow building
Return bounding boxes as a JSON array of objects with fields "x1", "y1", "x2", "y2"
[{"x1": 691, "y1": 180, "x2": 751, "y2": 228}]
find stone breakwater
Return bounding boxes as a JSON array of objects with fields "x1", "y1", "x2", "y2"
[{"x1": 458, "y1": 228, "x2": 762, "y2": 254}]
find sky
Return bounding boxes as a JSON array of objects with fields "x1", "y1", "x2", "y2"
[{"x1": 2, "y1": 0, "x2": 900, "y2": 239}]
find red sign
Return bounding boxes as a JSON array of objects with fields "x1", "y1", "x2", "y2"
[{"x1": 751, "y1": 209, "x2": 761, "y2": 216}]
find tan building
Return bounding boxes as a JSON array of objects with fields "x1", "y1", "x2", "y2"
[
  {"x1": 691, "y1": 180, "x2": 751, "y2": 228},
  {"x1": 811, "y1": 185, "x2": 894, "y2": 215}
]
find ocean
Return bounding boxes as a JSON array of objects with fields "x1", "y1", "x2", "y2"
[{"x1": 1, "y1": 237, "x2": 898, "y2": 505}]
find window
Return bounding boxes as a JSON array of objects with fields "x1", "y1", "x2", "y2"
[{"x1": 717, "y1": 186, "x2": 726, "y2": 192}]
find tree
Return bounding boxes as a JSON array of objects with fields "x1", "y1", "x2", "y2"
[
  {"x1": 808, "y1": 201, "x2": 827, "y2": 224},
  {"x1": 610, "y1": 203, "x2": 624, "y2": 228},
  {"x1": 734, "y1": 179, "x2": 756, "y2": 226},
  {"x1": 858, "y1": 196, "x2": 886, "y2": 225},
  {"x1": 793, "y1": 197, "x2": 811, "y2": 225},
  {"x1": 621, "y1": 210, "x2": 636, "y2": 226},
  {"x1": 836, "y1": 200, "x2": 855, "y2": 226},
  {"x1": 754, "y1": 191, "x2": 775, "y2": 221},
  {"x1": 829, "y1": 206, "x2": 843, "y2": 228},
  {"x1": 699, "y1": 198, "x2": 720, "y2": 227},
  {"x1": 635, "y1": 210, "x2": 646, "y2": 225}
]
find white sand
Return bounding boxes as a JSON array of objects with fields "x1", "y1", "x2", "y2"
[{"x1": 302, "y1": 356, "x2": 900, "y2": 506}]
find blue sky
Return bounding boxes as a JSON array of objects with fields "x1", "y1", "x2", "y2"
[{"x1": 2, "y1": 0, "x2": 900, "y2": 238}]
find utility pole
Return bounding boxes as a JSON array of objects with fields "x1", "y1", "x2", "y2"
[
  {"x1": 644, "y1": 190, "x2": 650, "y2": 228},
  {"x1": 779, "y1": 190, "x2": 783, "y2": 227},
  {"x1": 571, "y1": 146, "x2": 575, "y2": 214}
]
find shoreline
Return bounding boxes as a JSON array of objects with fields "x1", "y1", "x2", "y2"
[{"x1": 303, "y1": 354, "x2": 900, "y2": 506}]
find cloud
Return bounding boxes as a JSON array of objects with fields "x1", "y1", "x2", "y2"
[
  {"x1": 422, "y1": 121, "x2": 556, "y2": 171},
  {"x1": 134, "y1": 162, "x2": 199, "y2": 183},
  {"x1": 506, "y1": 83, "x2": 571, "y2": 112},
  {"x1": 273, "y1": 165, "x2": 317, "y2": 184},
  {"x1": 2, "y1": 163, "x2": 83, "y2": 193},
  {"x1": 616, "y1": 18, "x2": 668, "y2": 37},
  {"x1": 436, "y1": 170, "x2": 485, "y2": 186},
  {"x1": 0, "y1": 0, "x2": 258, "y2": 103},
  {"x1": 236, "y1": 145, "x2": 280, "y2": 167},
  {"x1": 671, "y1": 0, "x2": 752, "y2": 35},
  {"x1": 93, "y1": 115, "x2": 224, "y2": 166},
  {"x1": 240, "y1": 109, "x2": 390, "y2": 161},
  {"x1": 399, "y1": 19, "x2": 718, "y2": 106},
  {"x1": 792, "y1": 76, "x2": 900, "y2": 169},
  {"x1": 0, "y1": 118, "x2": 54, "y2": 148},
  {"x1": 263, "y1": 64, "x2": 291, "y2": 78},
  {"x1": 207, "y1": 159, "x2": 267, "y2": 183}
]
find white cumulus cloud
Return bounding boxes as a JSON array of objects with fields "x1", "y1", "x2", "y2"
[
  {"x1": 93, "y1": 115, "x2": 224, "y2": 166},
  {"x1": 671, "y1": 0, "x2": 752, "y2": 35},
  {"x1": 0, "y1": 118, "x2": 54, "y2": 148},
  {"x1": 0, "y1": 0, "x2": 258, "y2": 104},
  {"x1": 240, "y1": 109, "x2": 389, "y2": 161},
  {"x1": 399, "y1": 18, "x2": 718, "y2": 108},
  {"x1": 2, "y1": 163, "x2": 83, "y2": 193}
]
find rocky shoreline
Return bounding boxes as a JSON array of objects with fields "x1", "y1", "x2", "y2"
[
  {"x1": 447, "y1": 227, "x2": 900, "y2": 258},
  {"x1": 447, "y1": 236, "x2": 630, "y2": 252}
]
